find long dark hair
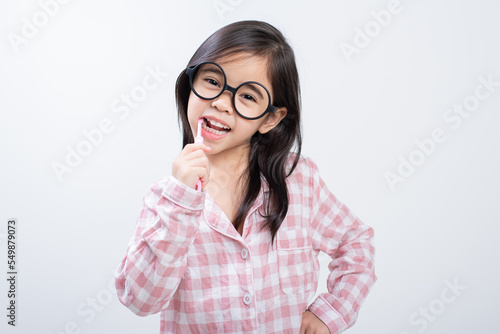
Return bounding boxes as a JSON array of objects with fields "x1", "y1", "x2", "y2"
[{"x1": 175, "y1": 20, "x2": 302, "y2": 243}]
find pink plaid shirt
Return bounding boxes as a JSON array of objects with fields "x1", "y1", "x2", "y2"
[{"x1": 115, "y1": 154, "x2": 376, "y2": 333}]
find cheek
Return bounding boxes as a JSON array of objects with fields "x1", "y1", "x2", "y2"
[
  {"x1": 233, "y1": 121, "x2": 263, "y2": 139},
  {"x1": 187, "y1": 93, "x2": 208, "y2": 118}
]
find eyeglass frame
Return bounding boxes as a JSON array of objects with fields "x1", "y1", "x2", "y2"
[{"x1": 185, "y1": 61, "x2": 277, "y2": 120}]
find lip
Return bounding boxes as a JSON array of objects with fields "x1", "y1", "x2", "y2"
[{"x1": 201, "y1": 126, "x2": 231, "y2": 140}]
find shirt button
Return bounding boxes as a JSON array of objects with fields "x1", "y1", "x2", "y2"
[
  {"x1": 243, "y1": 293, "x2": 252, "y2": 305},
  {"x1": 240, "y1": 248, "x2": 249, "y2": 260}
]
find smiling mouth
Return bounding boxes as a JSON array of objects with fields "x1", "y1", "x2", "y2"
[{"x1": 202, "y1": 117, "x2": 231, "y2": 135}]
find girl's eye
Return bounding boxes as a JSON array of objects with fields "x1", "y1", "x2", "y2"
[
  {"x1": 205, "y1": 78, "x2": 220, "y2": 87},
  {"x1": 241, "y1": 94, "x2": 257, "y2": 102}
]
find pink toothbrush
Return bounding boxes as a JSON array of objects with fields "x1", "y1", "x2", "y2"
[{"x1": 195, "y1": 118, "x2": 203, "y2": 191}]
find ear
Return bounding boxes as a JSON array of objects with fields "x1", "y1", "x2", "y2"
[{"x1": 258, "y1": 107, "x2": 288, "y2": 134}]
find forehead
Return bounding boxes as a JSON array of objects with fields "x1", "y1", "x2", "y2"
[{"x1": 215, "y1": 54, "x2": 272, "y2": 90}]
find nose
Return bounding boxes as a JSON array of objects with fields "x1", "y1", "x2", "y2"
[{"x1": 211, "y1": 90, "x2": 234, "y2": 114}]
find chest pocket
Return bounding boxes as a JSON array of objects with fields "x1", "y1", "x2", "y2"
[{"x1": 276, "y1": 227, "x2": 316, "y2": 294}]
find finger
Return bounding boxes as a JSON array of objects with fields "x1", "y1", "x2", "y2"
[
  {"x1": 299, "y1": 323, "x2": 306, "y2": 334},
  {"x1": 182, "y1": 143, "x2": 212, "y2": 155},
  {"x1": 186, "y1": 156, "x2": 210, "y2": 173},
  {"x1": 192, "y1": 166, "x2": 210, "y2": 188},
  {"x1": 188, "y1": 156, "x2": 209, "y2": 175},
  {"x1": 184, "y1": 149, "x2": 207, "y2": 163},
  {"x1": 182, "y1": 145, "x2": 212, "y2": 162}
]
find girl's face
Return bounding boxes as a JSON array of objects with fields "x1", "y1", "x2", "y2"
[{"x1": 187, "y1": 53, "x2": 287, "y2": 159}]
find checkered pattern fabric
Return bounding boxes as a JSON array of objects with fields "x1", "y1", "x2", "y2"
[{"x1": 115, "y1": 154, "x2": 376, "y2": 333}]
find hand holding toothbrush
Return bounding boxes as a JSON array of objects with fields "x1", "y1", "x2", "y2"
[{"x1": 171, "y1": 118, "x2": 211, "y2": 191}]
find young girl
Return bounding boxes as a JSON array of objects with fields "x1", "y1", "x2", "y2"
[{"x1": 115, "y1": 20, "x2": 376, "y2": 333}]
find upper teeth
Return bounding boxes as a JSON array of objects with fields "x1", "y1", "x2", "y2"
[{"x1": 207, "y1": 118, "x2": 230, "y2": 130}]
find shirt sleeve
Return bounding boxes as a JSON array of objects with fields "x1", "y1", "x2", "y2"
[
  {"x1": 114, "y1": 175, "x2": 205, "y2": 316},
  {"x1": 305, "y1": 157, "x2": 377, "y2": 334}
]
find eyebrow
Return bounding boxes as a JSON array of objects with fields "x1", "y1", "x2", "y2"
[{"x1": 199, "y1": 68, "x2": 223, "y2": 76}]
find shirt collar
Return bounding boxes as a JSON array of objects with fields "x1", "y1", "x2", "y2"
[{"x1": 203, "y1": 174, "x2": 270, "y2": 241}]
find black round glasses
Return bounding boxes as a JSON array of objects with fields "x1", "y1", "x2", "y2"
[{"x1": 186, "y1": 61, "x2": 277, "y2": 120}]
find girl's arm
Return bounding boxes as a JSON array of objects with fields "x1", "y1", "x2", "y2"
[
  {"x1": 114, "y1": 176, "x2": 204, "y2": 316},
  {"x1": 305, "y1": 157, "x2": 377, "y2": 334}
]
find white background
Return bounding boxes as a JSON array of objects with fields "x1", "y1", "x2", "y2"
[{"x1": 1, "y1": 0, "x2": 499, "y2": 333}]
